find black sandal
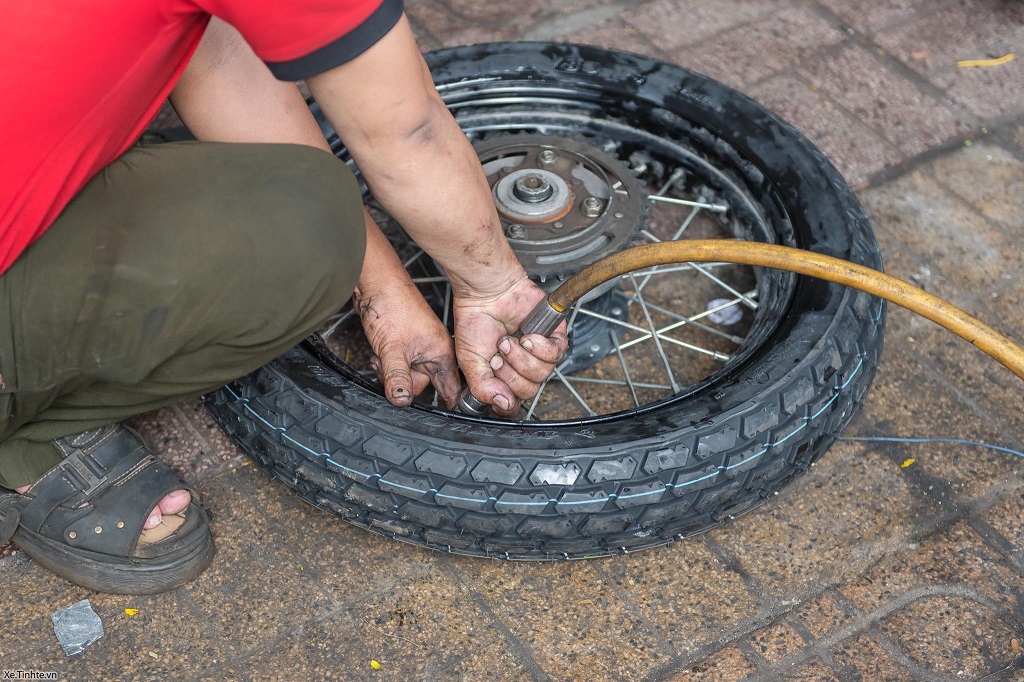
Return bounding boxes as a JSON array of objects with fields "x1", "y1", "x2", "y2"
[{"x1": 0, "y1": 425, "x2": 214, "y2": 594}]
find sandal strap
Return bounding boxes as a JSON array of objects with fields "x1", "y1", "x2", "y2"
[{"x1": 17, "y1": 425, "x2": 195, "y2": 557}]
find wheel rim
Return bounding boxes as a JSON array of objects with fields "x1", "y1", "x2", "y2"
[{"x1": 318, "y1": 64, "x2": 802, "y2": 424}]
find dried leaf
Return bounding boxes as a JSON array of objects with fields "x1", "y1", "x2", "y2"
[{"x1": 901, "y1": 458, "x2": 915, "y2": 468}]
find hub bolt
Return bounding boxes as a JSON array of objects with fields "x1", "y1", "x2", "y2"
[
  {"x1": 582, "y1": 197, "x2": 603, "y2": 218},
  {"x1": 539, "y1": 149, "x2": 557, "y2": 165},
  {"x1": 506, "y1": 223, "x2": 528, "y2": 239},
  {"x1": 513, "y1": 174, "x2": 555, "y2": 203}
]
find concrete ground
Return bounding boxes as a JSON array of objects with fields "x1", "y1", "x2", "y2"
[{"x1": 3, "y1": 0, "x2": 1023, "y2": 679}]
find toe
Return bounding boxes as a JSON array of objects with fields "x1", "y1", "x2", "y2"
[
  {"x1": 158, "y1": 489, "x2": 191, "y2": 516},
  {"x1": 144, "y1": 508, "x2": 163, "y2": 530}
]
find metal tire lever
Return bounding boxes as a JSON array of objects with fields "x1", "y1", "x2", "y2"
[{"x1": 457, "y1": 298, "x2": 568, "y2": 416}]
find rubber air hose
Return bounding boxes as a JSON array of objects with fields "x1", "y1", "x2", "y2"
[
  {"x1": 458, "y1": 239, "x2": 1023, "y2": 415},
  {"x1": 544, "y1": 240, "x2": 1024, "y2": 381}
]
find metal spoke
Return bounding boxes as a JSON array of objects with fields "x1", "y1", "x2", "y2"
[
  {"x1": 577, "y1": 307, "x2": 727, "y2": 360},
  {"x1": 628, "y1": 274, "x2": 681, "y2": 393},
  {"x1": 321, "y1": 308, "x2": 357, "y2": 340},
  {"x1": 410, "y1": 276, "x2": 449, "y2": 284},
  {"x1": 632, "y1": 298, "x2": 745, "y2": 345},
  {"x1": 565, "y1": 375, "x2": 674, "y2": 391},
  {"x1": 552, "y1": 367, "x2": 597, "y2": 417},
  {"x1": 655, "y1": 167, "x2": 685, "y2": 197},
  {"x1": 636, "y1": 208, "x2": 701, "y2": 293},
  {"x1": 690, "y1": 261, "x2": 759, "y2": 309},
  {"x1": 402, "y1": 249, "x2": 425, "y2": 268},
  {"x1": 612, "y1": 333, "x2": 640, "y2": 407},
  {"x1": 524, "y1": 374, "x2": 550, "y2": 421},
  {"x1": 647, "y1": 194, "x2": 728, "y2": 213}
]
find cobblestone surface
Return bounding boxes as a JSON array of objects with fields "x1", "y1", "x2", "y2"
[{"x1": 3, "y1": 1, "x2": 1023, "y2": 679}]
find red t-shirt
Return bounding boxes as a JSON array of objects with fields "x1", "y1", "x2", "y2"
[{"x1": 0, "y1": 0, "x2": 402, "y2": 275}]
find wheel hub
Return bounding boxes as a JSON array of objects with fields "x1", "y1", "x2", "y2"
[
  {"x1": 475, "y1": 134, "x2": 648, "y2": 373},
  {"x1": 475, "y1": 135, "x2": 646, "y2": 286}
]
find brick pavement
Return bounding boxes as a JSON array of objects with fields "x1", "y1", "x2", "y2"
[{"x1": 2, "y1": 1, "x2": 1023, "y2": 679}]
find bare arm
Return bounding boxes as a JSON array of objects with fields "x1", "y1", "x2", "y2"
[
  {"x1": 171, "y1": 17, "x2": 566, "y2": 414},
  {"x1": 305, "y1": 17, "x2": 567, "y2": 411},
  {"x1": 171, "y1": 18, "x2": 462, "y2": 407}
]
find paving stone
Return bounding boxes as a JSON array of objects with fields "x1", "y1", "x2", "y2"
[
  {"x1": 404, "y1": 0, "x2": 537, "y2": 47},
  {"x1": 788, "y1": 593, "x2": 854, "y2": 640},
  {"x1": 983, "y1": 492, "x2": 1024, "y2": 561},
  {"x1": 664, "y1": 646, "x2": 757, "y2": 681},
  {"x1": 563, "y1": 16, "x2": 667, "y2": 57},
  {"x1": 599, "y1": 538, "x2": 758, "y2": 655},
  {"x1": 670, "y1": 5, "x2": 846, "y2": 90},
  {"x1": 127, "y1": 405, "x2": 210, "y2": 482},
  {"x1": 202, "y1": 466, "x2": 435, "y2": 605},
  {"x1": 621, "y1": 0, "x2": 779, "y2": 54},
  {"x1": 831, "y1": 635, "x2": 915, "y2": 681},
  {"x1": 878, "y1": 593, "x2": 1019, "y2": 679},
  {"x1": 873, "y1": 0, "x2": 1024, "y2": 120},
  {"x1": 182, "y1": 476, "x2": 336, "y2": 659},
  {"x1": 711, "y1": 440, "x2": 919, "y2": 596},
  {"x1": 781, "y1": 659, "x2": 843, "y2": 681},
  {"x1": 0, "y1": 560, "x2": 91, "y2": 663},
  {"x1": 747, "y1": 620, "x2": 807, "y2": 662},
  {"x1": 241, "y1": 564, "x2": 522, "y2": 680},
  {"x1": 799, "y1": 44, "x2": 969, "y2": 157},
  {"x1": 862, "y1": 166, "x2": 1021, "y2": 303},
  {"x1": 747, "y1": 73, "x2": 904, "y2": 187},
  {"x1": 813, "y1": 0, "x2": 954, "y2": 36},
  {"x1": 454, "y1": 559, "x2": 674, "y2": 679},
  {"x1": 42, "y1": 591, "x2": 237, "y2": 681},
  {"x1": 925, "y1": 142, "x2": 1024, "y2": 230},
  {"x1": 839, "y1": 521, "x2": 1022, "y2": 617}
]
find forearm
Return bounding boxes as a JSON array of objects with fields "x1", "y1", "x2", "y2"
[{"x1": 306, "y1": 18, "x2": 526, "y2": 300}]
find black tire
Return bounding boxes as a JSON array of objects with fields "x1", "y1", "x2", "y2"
[{"x1": 205, "y1": 43, "x2": 885, "y2": 559}]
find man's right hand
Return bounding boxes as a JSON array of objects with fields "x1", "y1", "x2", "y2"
[{"x1": 453, "y1": 277, "x2": 568, "y2": 417}]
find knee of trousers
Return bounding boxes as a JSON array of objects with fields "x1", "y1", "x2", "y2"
[{"x1": 221, "y1": 144, "x2": 367, "y2": 332}]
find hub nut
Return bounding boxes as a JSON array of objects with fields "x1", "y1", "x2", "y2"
[
  {"x1": 513, "y1": 174, "x2": 554, "y2": 203},
  {"x1": 582, "y1": 197, "x2": 603, "y2": 218}
]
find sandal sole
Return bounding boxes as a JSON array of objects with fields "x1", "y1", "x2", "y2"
[{"x1": 6, "y1": 506, "x2": 216, "y2": 595}]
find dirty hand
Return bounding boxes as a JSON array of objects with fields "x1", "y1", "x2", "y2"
[
  {"x1": 355, "y1": 279, "x2": 461, "y2": 409},
  {"x1": 453, "y1": 277, "x2": 569, "y2": 417}
]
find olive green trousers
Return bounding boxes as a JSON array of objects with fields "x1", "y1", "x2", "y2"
[{"x1": 0, "y1": 142, "x2": 365, "y2": 488}]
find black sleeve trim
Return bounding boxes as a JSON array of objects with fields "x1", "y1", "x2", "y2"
[{"x1": 265, "y1": 0, "x2": 404, "y2": 81}]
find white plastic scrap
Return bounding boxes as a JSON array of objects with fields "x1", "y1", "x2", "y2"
[
  {"x1": 706, "y1": 298, "x2": 743, "y2": 326},
  {"x1": 51, "y1": 599, "x2": 104, "y2": 656}
]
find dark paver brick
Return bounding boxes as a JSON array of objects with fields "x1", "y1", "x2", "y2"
[
  {"x1": 748, "y1": 620, "x2": 807, "y2": 663},
  {"x1": 789, "y1": 593, "x2": 854, "y2": 640},
  {"x1": 799, "y1": 44, "x2": 970, "y2": 157},
  {"x1": 831, "y1": 635, "x2": 916, "y2": 681},
  {"x1": 711, "y1": 441, "x2": 920, "y2": 596},
  {"x1": 598, "y1": 538, "x2": 758, "y2": 655},
  {"x1": 813, "y1": 0, "x2": 955, "y2": 36},
  {"x1": 621, "y1": 0, "x2": 778, "y2": 54},
  {"x1": 872, "y1": 0, "x2": 1024, "y2": 120},
  {"x1": 672, "y1": 5, "x2": 847, "y2": 89},
  {"x1": 664, "y1": 646, "x2": 757, "y2": 681},
  {"x1": 455, "y1": 559, "x2": 675, "y2": 679},
  {"x1": 878, "y1": 594, "x2": 1019, "y2": 678},
  {"x1": 748, "y1": 73, "x2": 904, "y2": 186}
]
